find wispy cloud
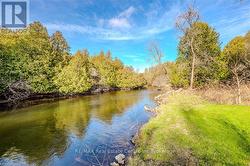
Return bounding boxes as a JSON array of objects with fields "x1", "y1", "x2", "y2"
[
  {"x1": 46, "y1": 23, "x2": 135, "y2": 40},
  {"x1": 45, "y1": 3, "x2": 180, "y2": 41},
  {"x1": 118, "y1": 6, "x2": 136, "y2": 18},
  {"x1": 107, "y1": 6, "x2": 136, "y2": 29},
  {"x1": 32, "y1": 0, "x2": 250, "y2": 71},
  {"x1": 45, "y1": 0, "x2": 250, "y2": 42},
  {"x1": 201, "y1": 0, "x2": 250, "y2": 43},
  {"x1": 108, "y1": 18, "x2": 131, "y2": 28}
]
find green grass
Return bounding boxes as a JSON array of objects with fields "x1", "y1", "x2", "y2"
[{"x1": 130, "y1": 93, "x2": 250, "y2": 166}]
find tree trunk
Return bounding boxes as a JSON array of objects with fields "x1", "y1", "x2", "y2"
[
  {"x1": 190, "y1": 37, "x2": 196, "y2": 89},
  {"x1": 163, "y1": 65, "x2": 170, "y2": 81},
  {"x1": 236, "y1": 74, "x2": 242, "y2": 104}
]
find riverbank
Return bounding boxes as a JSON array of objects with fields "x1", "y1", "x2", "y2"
[
  {"x1": 128, "y1": 91, "x2": 250, "y2": 165},
  {"x1": 0, "y1": 86, "x2": 144, "y2": 111}
]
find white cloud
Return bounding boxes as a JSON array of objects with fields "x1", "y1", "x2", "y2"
[
  {"x1": 108, "y1": 18, "x2": 131, "y2": 28},
  {"x1": 46, "y1": 23, "x2": 135, "y2": 40},
  {"x1": 118, "y1": 6, "x2": 136, "y2": 18},
  {"x1": 46, "y1": 3, "x2": 181, "y2": 40},
  {"x1": 107, "y1": 6, "x2": 136, "y2": 29}
]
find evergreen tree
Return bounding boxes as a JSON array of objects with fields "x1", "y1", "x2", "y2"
[
  {"x1": 178, "y1": 22, "x2": 221, "y2": 87},
  {"x1": 54, "y1": 50, "x2": 92, "y2": 93}
]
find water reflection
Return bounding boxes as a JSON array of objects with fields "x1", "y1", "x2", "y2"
[
  {"x1": 0, "y1": 90, "x2": 156, "y2": 166},
  {"x1": 0, "y1": 104, "x2": 68, "y2": 165}
]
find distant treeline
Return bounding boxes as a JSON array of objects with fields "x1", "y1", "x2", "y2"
[{"x1": 0, "y1": 22, "x2": 145, "y2": 99}]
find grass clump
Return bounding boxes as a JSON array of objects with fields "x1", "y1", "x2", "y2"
[{"x1": 130, "y1": 93, "x2": 250, "y2": 166}]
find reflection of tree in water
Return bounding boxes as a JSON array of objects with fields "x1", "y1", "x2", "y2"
[
  {"x1": 72, "y1": 91, "x2": 151, "y2": 165},
  {"x1": 53, "y1": 90, "x2": 141, "y2": 137},
  {"x1": 90, "y1": 90, "x2": 141, "y2": 122},
  {"x1": 53, "y1": 97, "x2": 91, "y2": 137},
  {"x1": 0, "y1": 103, "x2": 68, "y2": 165},
  {"x1": 0, "y1": 90, "x2": 154, "y2": 166}
]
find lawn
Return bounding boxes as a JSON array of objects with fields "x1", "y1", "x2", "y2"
[{"x1": 129, "y1": 93, "x2": 250, "y2": 166}]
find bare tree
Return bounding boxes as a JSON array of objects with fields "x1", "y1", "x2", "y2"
[
  {"x1": 148, "y1": 41, "x2": 168, "y2": 74},
  {"x1": 176, "y1": 5, "x2": 200, "y2": 89},
  {"x1": 230, "y1": 57, "x2": 249, "y2": 104},
  {"x1": 224, "y1": 36, "x2": 250, "y2": 104},
  {"x1": 176, "y1": 5, "x2": 200, "y2": 32}
]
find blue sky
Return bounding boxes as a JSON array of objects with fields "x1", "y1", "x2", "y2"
[{"x1": 30, "y1": 0, "x2": 250, "y2": 71}]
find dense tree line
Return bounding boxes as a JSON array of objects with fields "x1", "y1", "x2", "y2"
[{"x1": 0, "y1": 22, "x2": 145, "y2": 100}]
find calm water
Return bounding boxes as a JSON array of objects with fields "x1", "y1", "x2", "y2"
[{"x1": 0, "y1": 90, "x2": 156, "y2": 166}]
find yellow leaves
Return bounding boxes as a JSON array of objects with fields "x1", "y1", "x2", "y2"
[{"x1": 224, "y1": 36, "x2": 245, "y2": 57}]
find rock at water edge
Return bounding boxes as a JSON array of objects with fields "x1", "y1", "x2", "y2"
[{"x1": 115, "y1": 154, "x2": 125, "y2": 165}]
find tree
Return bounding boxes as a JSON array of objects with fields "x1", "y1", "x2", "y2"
[
  {"x1": 0, "y1": 21, "x2": 146, "y2": 97},
  {"x1": 244, "y1": 31, "x2": 250, "y2": 66},
  {"x1": 176, "y1": 5, "x2": 200, "y2": 89},
  {"x1": 50, "y1": 31, "x2": 71, "y2": 92},
  {"x1": 54, "y1": 50, "x2": 92, "y2": 94},
  {"x1": 148, "y1": 41, "x2": 168, "y2": 78},
  {"x1": 245, "y1": 32, "x2": 250, "y2": 82},
  {"x1": 0, "y1": 29, "x2": 26, "y2": 93},
  {"x1": 177, "y1": 21, "x2": 221, "y2": 87},
  {"x1": 167, "y1": 62, "x2": 190, "y2": 88},
  {"x1": 91, "y1": 51, "x2": 123, "y2": 87},
  {"x1": 50, "y1": 31, "x2": 70, "y2": 71},
  {"x1": 19, "y1": 21, "x2": 55, "y2": 92},
  {"x1": 223, "y1": 36, "x2": 250, "y2": 104},
  {"x1": 117, "y1": 67, "x2": 146, "y2": 89},
  {"x1": 144, "y1": 65, "x2": 165, "y2": 86},
  {"x1": 0, "y1": 22, "x2": 73, "y2": 94}
]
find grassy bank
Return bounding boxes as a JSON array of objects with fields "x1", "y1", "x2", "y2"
[{"x1": 129, "y1": 93, "x2": 250, "y2": 166}]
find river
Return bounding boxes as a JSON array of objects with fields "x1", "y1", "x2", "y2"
[{"x1": 0, "y1": 90, "x2": 157, "y2": 166}]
